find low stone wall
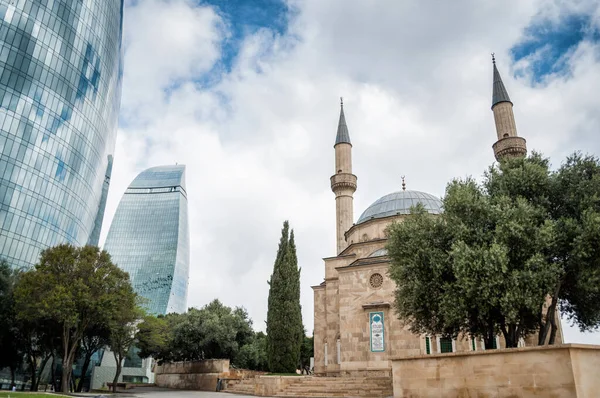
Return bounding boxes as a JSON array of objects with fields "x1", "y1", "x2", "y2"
[
  {"x1": 154, "y1": 359, "x2": 229, "y2": 391},
  {"x1": 391, "y1": 343, "x2": 600, "y2": 397},
  {"x1": 155, "y1": 359, "x2": 229, "y2": 375},
  {"x1": 154, "y1": 359, "x2": 267, "y2": 391}
]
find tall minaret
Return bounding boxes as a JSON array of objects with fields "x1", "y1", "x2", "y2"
[
  {"x1": 331, "y1": 98, "x2": 357, "y2": 255},
  {"x1": 491, "y1": 54, "x2": 527, "y2": 160}
]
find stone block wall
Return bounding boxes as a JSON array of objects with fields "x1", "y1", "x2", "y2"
[
  {"x1": 154, "y1": 359, "x2": 230, "y2": 391},
  {"x1": 391, "y1": 343, "x2": 600, "y2": 397}
]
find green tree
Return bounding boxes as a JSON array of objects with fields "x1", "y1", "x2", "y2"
[
  {"x1": 300, "y1": 332, "x2": 314, "y2": 371},
  {"x1": 13, "y1": 244, "x2": 135, "y2": 392},
  {"x1": 266, "y1": 221, "x2": 303, "y2": 372},
  {"x1": 76, "y1": 322, "x2": 110, "y2": 391},
  {"x1": 484, "y1": 153, "x2": 600, "y2": 343},
  {"x1": 108, "y1": 289, "x2": 142, "y2": 393},
  {"x1": 138, "y1": 300, "x2": 254, "y2": 363},
  {"x1": 174, "y1": 300, "x2": 254, "y2": 360},
  {"x1": 0, "y1": 260, "x2": 23, "y2": 389},
  {"x1": 388, "y1": 152, "x2": 600, "y2": 348},
  {"x1": 234, "y1": 331, "x2": 268, "y2": 371},
  {"x1": 136, "y1": 315, "x2": 170, "y2": 360},
  {"x1": 19, "y1": 319, "x2": 58, "y2": 391}
]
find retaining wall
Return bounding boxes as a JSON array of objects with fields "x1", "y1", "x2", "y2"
[{"x1": 391, "y1": 343, "x2": 600, "y2": 397}]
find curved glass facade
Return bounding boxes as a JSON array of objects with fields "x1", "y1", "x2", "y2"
[
  {"x1": 104, "y1": 165, "x2": 190, "y2": 315},
  {"x1": 0, "y1": 1, "x2": 124, "y2": 268}
]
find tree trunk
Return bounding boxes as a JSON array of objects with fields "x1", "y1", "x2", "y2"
[
  {"x1": 10, "y1": 366, "x2": 16, "y2": 389},
  {"x1": 35, "y1": 354, "x2": 51, "y2": 391},
  {"x1": 60, "y1": 327, "x2": 82, "y2": 392},
  {"x1": 76, "y1": 352, "x2": 93, "y2": 392},
  {"x1": 50, "y1": 354, "x2": 56, "y2": 391},
  {"x1": 112, "y1": 352, "x2": 122, "y2": 393},
  {"x1": 28, "y1": 356, "x2": 38, "y2": 391},
  {"x1": 501, "y1": 323, "x2": 519, "y2": 348},
  {"x1": 484, "y1": 324, "x2": 496, "y2": 349},
  {"x1": 60, "y1": 347, "x2": 77, "y2": 392},
  {"x1": 60, "y1": 358, "x2": 71, "y2": 392},
  {"x1": 539, "y1": 282, "x2": 561, "y2": 345},
  {"x1": 548, "y1": 310, "x2": 559, "y2": 345}
]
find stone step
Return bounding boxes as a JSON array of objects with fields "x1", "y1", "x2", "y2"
[
  {"x1": 290, "y1": 382, "x2": 391, "y2": 387},
  {"x1": 284, "y1": 388, "x2": 389, "y2": 392},
  {"x1": 291, "y1": 382, "x2": 390, "y2": 387},
  {"x1": 287, "y1": 386, "x2": 390, "y2": 389},
  {"x1": 226, "y1": 376, "x2": 393, "y2": 398},
  {"x1": 276, "y1": 393, "x2": 391, "y2": 398},
  {"x1": 286, "y1": 385, "x2": 391, "y2": 390}
]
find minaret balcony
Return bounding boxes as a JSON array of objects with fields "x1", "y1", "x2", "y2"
[
  {"x1": 493, "y1": 136, "x2": 527, "y2": 160},
  {"x1": 331, "y1": 173, "x2": 357, "y2": 192}
]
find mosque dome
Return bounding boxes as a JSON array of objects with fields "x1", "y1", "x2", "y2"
[{"x1": 356, "y1": 190, "x2": 443, "y2": 224}]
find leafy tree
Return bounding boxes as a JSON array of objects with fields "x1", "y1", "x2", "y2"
[
  {"x1": 487, "y1": 153, "x2": 600, "y2": 343},
  {"x1": 266, "y1": 221, "x2": 303, "y2": 372},
  {"x1": 136, "y1": 315, "x2": 170, "y2": 360},
  {"x1": 76, "y1": 322, "x2": 110, "y2": 392},
  {"x1": 138, "y1": 300, "x2": 254, "y2": 364},
  {"x1": 19, "y1": 319, "x2": 59, "y2": 391},
  {"x1": 387, "y1": 152, "x2": 600, "y2": 348},
  {"x1": 234, "y1": 331, "x2": 268, "y2": 371},
  {"x1": 300, "y1": 332, "x2": 314, "y2": 371},
  {"x1": 108, "y1": 288, "x2": 142, "y2": 394},
  {"x1": 13, "y1": 244, "x2": 135, "y2": 392},
  {"x1": 173, "y1": 300, "x2": 254, "y2": 361},
  {"x1": 0, "y1": 260, "x2": 23, "y2": 389}
]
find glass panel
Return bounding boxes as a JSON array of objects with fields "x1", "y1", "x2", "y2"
[{"x1": 0, "y1": 0, "x2": 124, "y2": 269}]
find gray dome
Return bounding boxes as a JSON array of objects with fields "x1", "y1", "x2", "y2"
[
  {"x1": 356, "y1": 190, "x2": 442, "y2": 224},
  {"x1": 368, "y1": 248, "x2": 388, "y2": 257}
]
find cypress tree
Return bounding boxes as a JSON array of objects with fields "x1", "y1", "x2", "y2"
[
  {"x1": 266, "y1": 221, "x2": 303, "y2": 373},
  {"x1": 288, "y1": 230, "x2": 304, "y2": 369}
]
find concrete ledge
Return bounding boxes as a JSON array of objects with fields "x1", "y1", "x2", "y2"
[{"x1": 391, "y1": 343, "x2": 600, "y2": 397}]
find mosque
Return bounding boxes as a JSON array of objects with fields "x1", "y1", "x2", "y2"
[{"x1": 311, "y1": 57, "x2": 554, "y2": 376}]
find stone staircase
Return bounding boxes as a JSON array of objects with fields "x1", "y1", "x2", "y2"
[
  {"x1": 223, "y1": 376, "x2": 393, "y2": 397},
  {"x1": 275, "y1": 376, "x2": 393, "y2": 398},
  {"x1": 224, "y1": 378, "x2": 255, "y2": 395}
]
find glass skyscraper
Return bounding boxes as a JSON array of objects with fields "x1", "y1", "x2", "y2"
[
  {"x1": 0, "y1": 1, "x2": 124, "y2": 268},
  {"x1": 104, "y1": 165, "x2": 190, "y2": 315}
]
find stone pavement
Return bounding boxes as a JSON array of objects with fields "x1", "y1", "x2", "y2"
[
  {"x1": 132, "y1": 390, "x2": 253, "y2": 398},
  {"x1": 78, "y1": 387, "x2": 255, "y2": 398}
]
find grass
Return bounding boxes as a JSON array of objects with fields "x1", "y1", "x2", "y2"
[{"x1": 0, "y1": 394, "x2": 70, "y2": 397}]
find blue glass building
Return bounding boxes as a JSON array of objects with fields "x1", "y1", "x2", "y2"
[
  {"x1": 104, "y1": 165, "x2": 190, "y2": 315},
  {"x1": 0, "y1": 1, "x2": 124, "y2": 268}
]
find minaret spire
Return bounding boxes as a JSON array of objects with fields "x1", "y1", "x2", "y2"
[
  {"x1": 491, "y1": 53, "x2": 512, "y2": 108},
  {"x1": 335, "y1": 97, "x2": 351, "y2": 145},
  {"x1": 331, "y1": 98, "x2": 357, "y2": 254},
  {"x1": 490, "y1": 54, "x2": 527, "y2": 160}
]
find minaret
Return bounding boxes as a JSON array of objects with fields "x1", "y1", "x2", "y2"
[
  {"x1": 491, "y1": 54, "x2": 527, "y2": 160},
  {"x1": 331, "y1": 98, "x2": 357, "y2": 255}
]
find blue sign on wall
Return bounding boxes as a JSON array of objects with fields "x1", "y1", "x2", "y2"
[{"x1": 370, "y1": 311, "x2": 385, "y2": 352}]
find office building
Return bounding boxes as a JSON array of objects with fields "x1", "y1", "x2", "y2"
[
  {"x1": 104, "y1": 165, "x2": 190, "y2": 315},
  {"x1": 0, "y1": 1, "x2": 124, "y2": 267}
]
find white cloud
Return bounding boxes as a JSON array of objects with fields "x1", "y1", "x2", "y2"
[
  {"x1": 120, "y1": 0, "x2": 225, "y2": 121},
  {"x1": 102, "y1": 0, "x2": 600, "y2": 344}
]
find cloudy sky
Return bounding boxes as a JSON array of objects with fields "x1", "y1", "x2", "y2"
[{"x1": 100, "y1": 0, "x2": 600, "y2": 343}]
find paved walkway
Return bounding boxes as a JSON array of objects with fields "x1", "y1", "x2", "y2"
[
  {"x1": 81, "y1": 387, "x2": 255, "y2": 398},
  {"x1": 132, "y1": 390, "x2": 253, "y2": 398}
]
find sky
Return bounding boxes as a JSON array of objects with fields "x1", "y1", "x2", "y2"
[{"x1": 101, "y1": 0, "x2": 600, "y2": 343}]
